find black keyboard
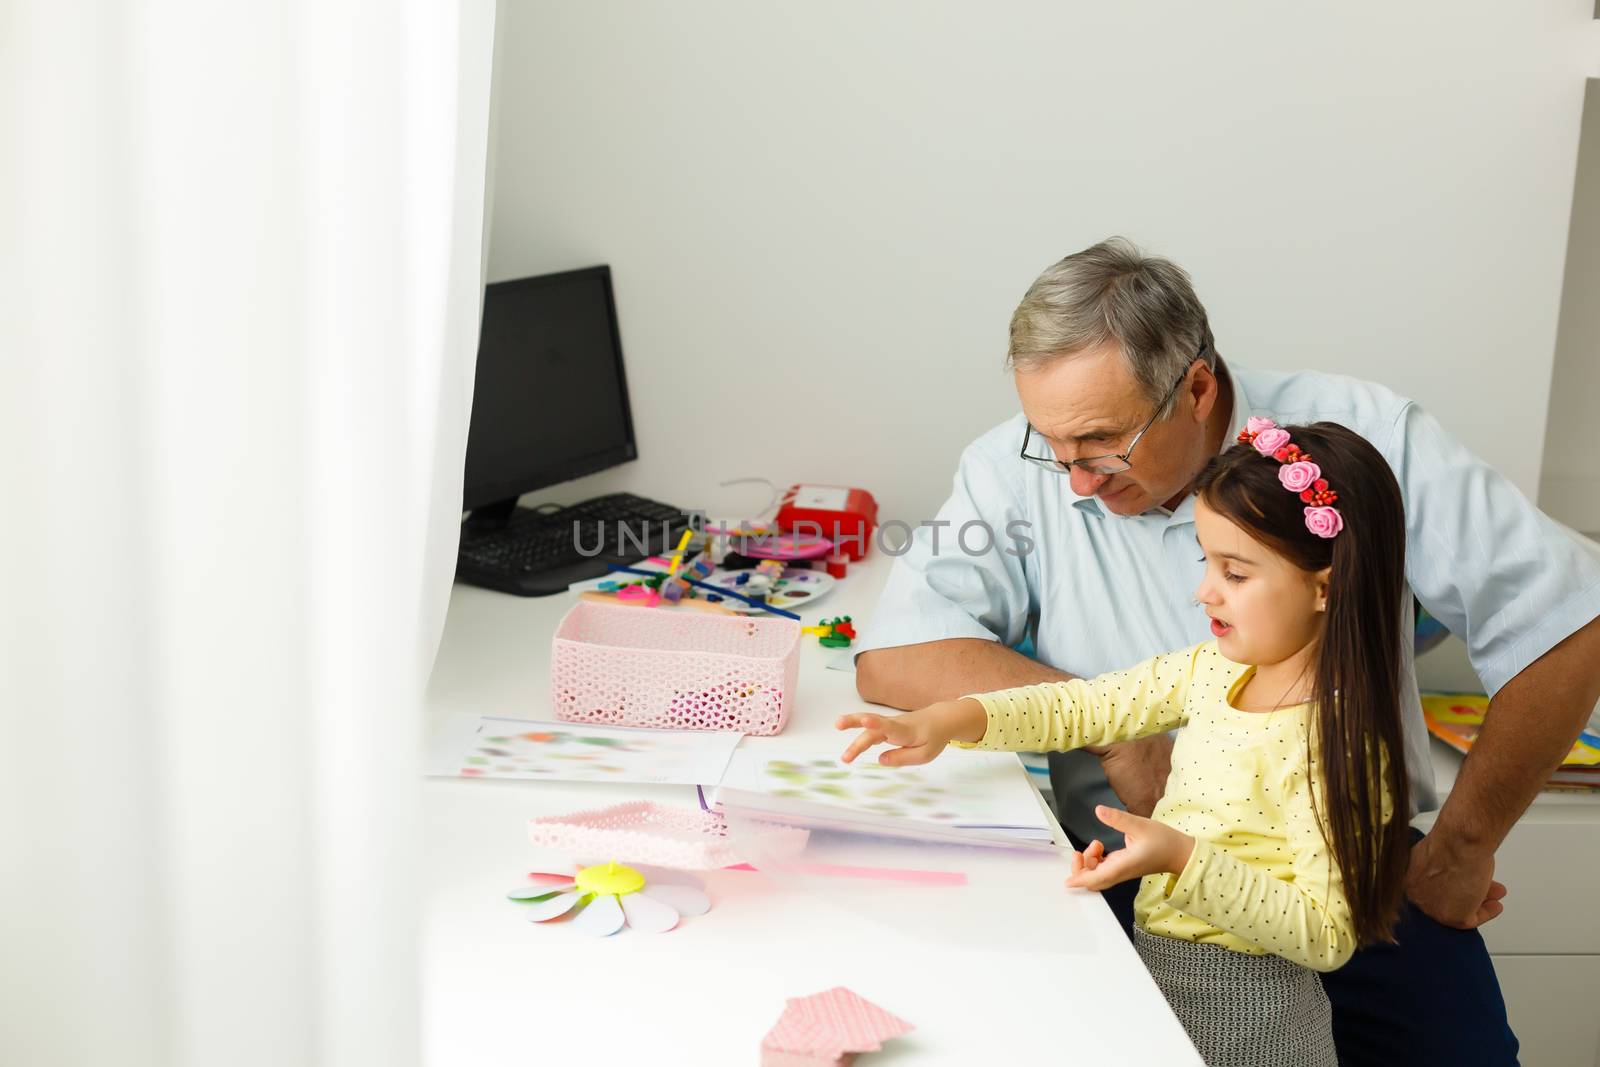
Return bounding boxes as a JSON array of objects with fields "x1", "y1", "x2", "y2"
[{"x1": 456, "y1": 492, "x2": 695, "y2": 597}]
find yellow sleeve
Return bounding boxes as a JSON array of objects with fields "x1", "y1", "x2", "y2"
[
  {"x1": 1161, "y1": 739, "x2": 1357, "y2": 972},
  {"x1": 951, "y1": 644, "x2": 1203, "y2": 753}
]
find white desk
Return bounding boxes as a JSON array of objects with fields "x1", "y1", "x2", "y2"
[{"x1": 422, "y1": 553, "x2": 1203, "y2": 1065}]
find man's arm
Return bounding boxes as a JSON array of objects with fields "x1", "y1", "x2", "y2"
[
  {"x1": 856, "y1": 638, "x2": 1067, "y2": 709},
  {"x1": 1381, "y1": 401, "x2": 1600, "y2": 926},
  {"x1": 1410, "y1": 612, "x2": 1600, "y2": 927},
  {"x1": 855, "y1": 639, "x2": 1177, "y2": 818}
]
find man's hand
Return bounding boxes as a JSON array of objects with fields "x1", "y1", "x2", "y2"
[
  {"x1": 1066, "y1": 805, "x2": 1195, "y2": 890},
  {"x1": 835, "y1": 698, "x2": 987, "y2": 767},
  {"x1": 1089, "y1": 734, "x2": 1174, "y2": 818},
  {"x1": 1405, "y1": 833, "x2": 1508, "y2": 928}
]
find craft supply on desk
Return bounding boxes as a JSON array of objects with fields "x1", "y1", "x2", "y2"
[
  {"x1": 704, "y1": 565, "x2": 837, "y2": 614},
  {"x1": 510, "y1": 858, "x2": 712, "y2": 936},
  {"x1": 761, "y1": 986, "x2": 912, "y2": 1067},
  {"x1": 740, "y1": 530, "x2": 834, "y2": 561},
  {"x1": 802, "y1": 616, "x2": 854, "y2": 648},
  {"x1": 581, "y1": 589, "x2": 735, "y2": 615},
  {"x1": 700, "y1": 522, "x2": 767, "y2": 566},
  {"x1": 605, "y1": 562, "x2": 802, "y2": 620},
  {"x1": 775, "y1": 484, "x2": 879, "y2": 562},
  {"x1": 426, "y1": 714, "x2": 743, "y2": 786},
  {"x1": 657, "y1": 527, "x2": 700, "y2": 603},
  {"x1": 661, "y1": 553, "x2": 715, "y2": 604},
  {"x1": 551, "y1": 599, "x2": 801, "y2": 734},
  {"x1": 616, "y1": 583, "x2": 662, "y2": 606}
]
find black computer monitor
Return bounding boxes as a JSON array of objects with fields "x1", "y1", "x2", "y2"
[{"x1": 462, "y1": 266, "x2": 637, "y2": 516}]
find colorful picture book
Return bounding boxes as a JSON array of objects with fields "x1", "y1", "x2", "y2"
[
  {"x1": 431, "y1": 716, "x2": 1063, "y2": 848},
  {"x1": 1422, "y1": 692, "x2": 1600, "y2": 790},
  {"x1": 705, "y1": 746, "x2": 1059, "y2": 847}
]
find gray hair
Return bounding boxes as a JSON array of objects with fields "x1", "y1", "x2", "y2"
[{"x1": 1007, "y1": 237, "x2": 1217, "y2": 416}]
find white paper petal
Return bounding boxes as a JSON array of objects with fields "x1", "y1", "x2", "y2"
[
  {"x1": 523, "y1": 891, "x2": 587, "y2": 922},
  {"x1": 570, "y1": 893, "x2": 626, "y2": 937},
  {"x1": 628, "y1": 864, "x2": 705, "y2": 890},
  {"x1": 619, "y1": 892, "x2": 680, "y2": 933},
  {"x1": 639, "y1": 884, "x2": 710, "y2": 917},
  {"x1": 525, "y1": 865, "x2": 580, "y2": 883},
  {"x1": 507, "y1": 882, "x2": 576, "y2": 901}
]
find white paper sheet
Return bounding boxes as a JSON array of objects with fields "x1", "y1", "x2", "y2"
[{"x1": 427, "y1": 714, "x2": 742, "y2": 786}]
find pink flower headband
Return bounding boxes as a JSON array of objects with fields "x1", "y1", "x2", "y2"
[{"x1": 1235, "y1": 417, "x2": 1344, "y2": 539}]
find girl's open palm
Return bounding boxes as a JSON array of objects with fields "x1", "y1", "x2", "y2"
[{"x1": 1066, "y1": 805, "x2": 1195, "y2": 891}]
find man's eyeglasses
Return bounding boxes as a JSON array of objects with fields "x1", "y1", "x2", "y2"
[{"x1": 1019, "y1": 348, "x2": 1205, "y2": 477}]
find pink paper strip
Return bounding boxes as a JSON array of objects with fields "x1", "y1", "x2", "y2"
[{"x1": 724, "y1": 862, "x2": 966, "y2": 886}]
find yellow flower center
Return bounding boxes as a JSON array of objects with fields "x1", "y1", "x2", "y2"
[{"x1": 574, "y1": 861, "x2": 645, "y2": 897}]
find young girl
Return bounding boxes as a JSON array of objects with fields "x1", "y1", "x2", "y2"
[{"x1": 837, "y1": 420, "x2": 1411, "y2": 1067}]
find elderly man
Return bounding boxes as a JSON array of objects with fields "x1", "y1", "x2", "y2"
[{"x1": 854, "y1": 237, "x2": 1600, "y2": 1064}]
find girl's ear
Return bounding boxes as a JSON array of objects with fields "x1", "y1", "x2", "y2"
[{"x1": 1314, "y1": 567, "x2": 1332, "y2": 612}]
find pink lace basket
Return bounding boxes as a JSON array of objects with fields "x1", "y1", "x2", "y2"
[
  {"x1": 550, "y1": 600, "x2": 801, "y2": 735},
  {"x1": 526, "y1": 800, "x2": 807, "y2": 869}
]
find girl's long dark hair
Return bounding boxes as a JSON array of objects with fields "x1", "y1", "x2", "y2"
[{"x1": 1196, "y1": 421, "x2": 1410, "y2": 946}]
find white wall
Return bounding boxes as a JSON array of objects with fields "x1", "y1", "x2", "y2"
[
  {"x1": 1542, "y1": 78, "x2": 1600, "y2": 536},
  {"x1": 486, "y1": 0, "x2": 1595, "y2": 526}
]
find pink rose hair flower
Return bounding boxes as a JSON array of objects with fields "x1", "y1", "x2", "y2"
[
  {"x1": 1304, "y1": 506, "x2": 1344, "y2": 539},
  {"x1": 1279, "y1": 460, "x2": 1321, "y2": 493},
  {"x1": 1251, "y1": 427, "x2": 1291, "y2": 455},
  {"x1": 1234, "y1": 417, "x2": 1346, "y2": 538}
]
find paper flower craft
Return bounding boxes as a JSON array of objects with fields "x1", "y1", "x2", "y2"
[{"x1": 507, "y1": 859, "x2": 711, "y2": 936}]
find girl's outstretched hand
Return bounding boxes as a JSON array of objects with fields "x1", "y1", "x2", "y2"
[
  {"x1": 1066, "y1": 805, "x2": 1196, "y2": 890},
  {"x1": 834, "y1": 698, "x2": 986, "y2": 767}
]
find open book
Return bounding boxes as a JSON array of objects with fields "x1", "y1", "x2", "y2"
[{"x1": 703, "y1": 746, "x2": 1061, "y2": 849}]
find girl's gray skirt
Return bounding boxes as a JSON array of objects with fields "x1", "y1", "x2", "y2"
[{"x1": 1133, "y1": 927, "x2": 1338, "y2": 1067}]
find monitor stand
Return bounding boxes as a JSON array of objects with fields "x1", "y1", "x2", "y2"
[{"x1": 462, "y1": 495, "x2": 527, "y2": 531}]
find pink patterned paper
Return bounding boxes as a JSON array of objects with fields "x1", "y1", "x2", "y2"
[{"x1": 761, "y1": 987, "x2": 913, "y2": 1062}]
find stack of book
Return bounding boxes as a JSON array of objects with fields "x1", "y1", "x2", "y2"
[{"x1": 1422, "y1": 692, "x2": 1600, "y2": 791}]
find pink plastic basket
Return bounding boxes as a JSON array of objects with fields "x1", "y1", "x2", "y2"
[
  {"x1": 526, "y1": 800, "x2": 807, "y2": 870},
  {"x1": 550, "y1": 600, "x2": 801, "y2": 735}
]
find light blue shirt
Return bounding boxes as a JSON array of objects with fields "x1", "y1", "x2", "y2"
[{"x1": 857, "y1": 362, "x2": 1600, "y2": 845}]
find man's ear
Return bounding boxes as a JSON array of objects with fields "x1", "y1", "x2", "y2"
[{"x1": 1188, "y1": 361, "x2": 1219, "y2": 424}]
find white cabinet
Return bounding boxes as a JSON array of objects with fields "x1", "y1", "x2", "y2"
[
  {"x1": 1489, "y1": 956, "x2": 1600, "y2": 1067},
  {"x1": 1416, "y1": 742, "x2": 1600, "y2": 1067}
]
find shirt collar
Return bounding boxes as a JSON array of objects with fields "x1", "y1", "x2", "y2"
[{"x1": 1070, "y1": 359, "x2": 1255, "y2": 524}]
